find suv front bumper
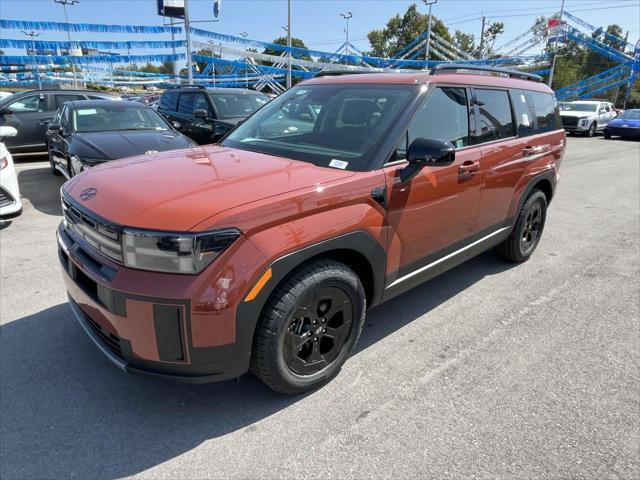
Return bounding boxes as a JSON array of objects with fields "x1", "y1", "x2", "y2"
[{"x1": 57, "y1": 222, "x2": 265, "y2": 383}]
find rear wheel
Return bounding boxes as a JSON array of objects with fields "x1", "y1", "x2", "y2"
[
  {"x1": 604, "y1": 131, "x2": 612, "y2": 139},
  {"x1": 495, "y1": 189, "x2": 547, "y2": 262},
  {"x1": 587, "y1": 123, "x2": 597, "y2": 137},
  {"x1": 252, "y1": 259, "x2": 366, "y2": 394}
]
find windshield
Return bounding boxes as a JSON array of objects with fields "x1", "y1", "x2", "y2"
[
  {"x1": 222, "y1": 84, "x2": 414, "y2": 171},
  {"x1": 72, "y1": 105, "x2": 169, "y2": 133},
  {"x1": 211, "y1": 93, "x2": 268, "y2": 119},
  {"x1": 559, "y1": 102, "x2": 599, "y2": 113},
  {"x1": 619, "y1": 109, "x2": 640, "y2": 120}
]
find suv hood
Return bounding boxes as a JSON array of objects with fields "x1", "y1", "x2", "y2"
[
  {"x1": 72, "y1": 130, "x2": 194, "y2": 161},
  {"x1": 560, "y1": 111, "x2": 595, "y2": 118},
  {"x1": 64, "y1": 145, "x2": 354, "y2": 231}
]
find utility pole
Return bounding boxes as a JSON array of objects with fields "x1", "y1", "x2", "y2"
[
  {"x1": 340, "y1": 12, "x2": 352, "y2": 56},
  {"x1": 54, "y1": 0, "x2": 80, "y2": 88},
  {"x1": 423, "y1": 0, "x2": 437, "y2": 62},
  {"x1": 548, "y1": 0, "x2": 566, "y2": 89},
  {"x1": 287, "y1": 0, "x2": 292, "y2": 89},
  {"x1": 167, "y1": 16, "x2": 179, "y2": 84},
  {"x1": 184, "y1": 0, "x2": 194, "y2": 84},
  {"x1": 21, "y1": 30, "x2": 42, "y2": 90},
  {"x1": 479, "y1": 15, "x2": 486, "y2": 59},
  {"x1": 240, "y1": 32, "x2": 249, "y2": 88}
]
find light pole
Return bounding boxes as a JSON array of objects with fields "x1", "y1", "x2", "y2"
[
  {"x1": 340, "y1": 12, "x2": 352, "y2": 56},
  {"x1": 548, "y1": 0, "x2": 566, "y2": 89},
  {"x1": 54, "y1": 0, "x2": 80, "y2": 88},
  {"x1": 21, "y1": 30, "x2": 42, "y2": 90},
  {"x1": 240, "y1": 32, "x2": 249, "y2": 88},
  {"x1": 422, "y1": 0, "x2": 437, "y2": 62},
  {"x1": 286, "y1": 0, "x2": 292, "y2": 89},
  {"x1": 183, "y1": 0, "x2": 195, "y2": 84}
]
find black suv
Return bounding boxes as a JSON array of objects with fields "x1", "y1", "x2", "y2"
[
  {"x1": 157, "y1": 86, "x2": 269, "y2": 144},
  {"x1": 0, "y1": 89, "x2": 117, "y2": 153}
]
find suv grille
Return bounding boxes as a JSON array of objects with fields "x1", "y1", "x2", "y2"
[
  {"x1": 561, "y1": 116, "x2": 578, "y2": 127},
  {"x1": 62, "y1": 197, "x2": 123, "y2": 263},
  {"x1": 0, "y1": 187, "x2": 15, "y2": 208}
]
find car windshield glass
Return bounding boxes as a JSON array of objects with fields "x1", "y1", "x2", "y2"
[
  {"x1": 210, "y1": 93, "x2": 268, "y2": 119},
  {"x1": 222, "y1": 84, "x2": 414, "y2": 171},
  {"x1": 72, "y1": 105, "x2": 169, "y2": 133},
  {"x1": 559, "y1": 102, "x2": 598, "y2": 112},
  {"x1": 619, "y1": 110, "x2": 640, "y2": 120}
]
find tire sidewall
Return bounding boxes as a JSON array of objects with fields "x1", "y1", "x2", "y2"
[
  {"x1": 272, "y1": 268, "x2": 365, "y2": 391},
  {"x1": 588, "y1": 123, "x2": 596, "y2": 137}
]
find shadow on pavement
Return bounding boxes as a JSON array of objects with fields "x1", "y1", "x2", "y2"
[
  {"x1": 0, "y1": 252, "x2": 515, "y2": 479},
  {"x1": 17, "y1": 166, "x2": 65, "y2": 217}
]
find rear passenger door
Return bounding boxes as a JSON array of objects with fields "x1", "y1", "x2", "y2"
[
  {"x1": 473, "y1": 87, "x2": 528, "y2": 229},
  {"x1": 0, "y1": 93, "x2": 51, "y2": 150},
  {"x1": 384, "y1": 86, "x2": 483, "y2": 281}
]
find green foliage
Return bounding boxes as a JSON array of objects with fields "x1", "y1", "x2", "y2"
[
  {"x1": 367, "y1": 3, "x2": 452, "y2": 59},
  {"x1": 453, "y1": 31, "x2": 475, "y2": 55}
]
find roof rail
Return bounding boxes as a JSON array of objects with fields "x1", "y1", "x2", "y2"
[
  {"x1": 313, "y1": 69, "x2": 383, "y2": 78},
  {"x1": 430, "y1": 64, "x2": 543, "y2": 83}
]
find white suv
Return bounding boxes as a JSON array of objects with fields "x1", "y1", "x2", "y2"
[{"x1": 559, "y1": 100, "x2": 617, "y2": 137}]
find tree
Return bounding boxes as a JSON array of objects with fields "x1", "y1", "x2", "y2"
[
  {"x1": 263, "y1": 36, "x2": 310, "y2": 61},
  {"x1": 478, "y1": 21, "x2": 504, "y2": 58},
  {"x1": 367, "y1": 3, "x2": 452, "y2": 60},
  {"x1": 453, "y1": 31, "x2": 475, "y2": 55}
]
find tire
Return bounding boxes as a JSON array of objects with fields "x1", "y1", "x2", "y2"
[
  {"x1": 252, "y1": 259, "x2": 366, "y2": 394},
  {"x1": 587, "y1": 123, "x2": 597, "y2": 137},
  {"x1": 495, "y1": 189, "x2": 547, "y2": 263},
  {"x1": 48, "y1": 146, "x2": 61, "y2": 176},
  {"x1": 604, "y1": 131, "x2": 611, "y2": 139}
]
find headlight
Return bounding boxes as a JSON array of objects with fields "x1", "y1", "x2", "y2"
[{"x1": 122, "y1": 228, "x2": 241, "y2": 274}]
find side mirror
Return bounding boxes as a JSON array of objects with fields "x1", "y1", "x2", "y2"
[
  {"x1": 400, "y1": 138, "x2": 455, "y2": 182},
  {"x1": 0, "y1": 126, "x2": 17, "y2": 138},
  {"x1": 47, "y1": 123, "x2": 62, "y2": 133},
  {"x1": 171, "y1": 121, "x2": 182, "y2": 130},
  {"x1": 0, "y1": 107, "x2": 13, "y2": 115},
  {"x1": 194, "y1": 109, "x2": 208, "y2": 119}
]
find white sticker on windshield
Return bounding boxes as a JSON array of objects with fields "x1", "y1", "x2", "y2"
[
  {"x1": 76, "y1": 109, "x2": 97, "y2": 115},
  {"x1": 520, "y1": 94, "x2": 526, "y2": 103},
  {"x1": 329, "y1": 159, "x2": 348, "y2": 170},
  {"x1": 522, "y1": 113, "x2": 530, "y2": 126}
]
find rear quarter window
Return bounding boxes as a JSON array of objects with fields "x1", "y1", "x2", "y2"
[
  {"x1": 524, "y1": 91, "x2": 562, "y2": 133},
  {"x1": 159, "y1": 91, "x2": 179, "y2": 111}
]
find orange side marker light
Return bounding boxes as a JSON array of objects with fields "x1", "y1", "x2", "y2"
[{"x1": 244, "y1": 268, "x2": 272, "y2": 302}]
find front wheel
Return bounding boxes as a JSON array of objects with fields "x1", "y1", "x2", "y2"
[
  {"x1": 587, "y1": 123, "x2": 597, "y2": 137},
  {"x1": 252, "y1": 259, "x2": 366, "y2": 394},
  {"x1": 495, "y1": 189, "x2": 547, "y2": 262},
  {"x1": 48, "y1": 146, "x2": 61, "y2": 176}
]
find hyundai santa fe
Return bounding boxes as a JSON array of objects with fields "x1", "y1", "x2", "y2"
[{"x1": 57, "y1": 65, "x2": 565, "y2": 394}]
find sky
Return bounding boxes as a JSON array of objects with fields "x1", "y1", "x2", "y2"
[{"x1": 0, "y1": 0, "x2": 638, "y2": 57}]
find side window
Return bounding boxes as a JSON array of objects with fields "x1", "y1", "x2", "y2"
[
  {"x1": 474, "y1": 89, "x2": 515, "y2": 143},
  {"x1": 54, "y1": 94, "x2": 85, "y2": 109},
  {"x1": 159, "y1": 91, "x2": 179, "y2": 111},
  {"x1": 178, "y1": 93, "x2": 195, "y2": 115},
  {"x1": 524, "y1": 91, "x2": 561, "y2": 133},
  {"x1": 7, "y1": 95, "x2": 45, "y2": 113},
  {"x1": 192, "y1": 93, "x2": 210, "y2": 116},
  {"x1": 511, "y1": 90, "x2": 536, "y2": 137},
  {"x1": 409, "y1": 87, "x2": 470, "y2": 148}
]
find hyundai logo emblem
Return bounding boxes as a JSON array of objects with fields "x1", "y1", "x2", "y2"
[{"x1": 79, "y1": 187, "x2": 97, "y2": 201}]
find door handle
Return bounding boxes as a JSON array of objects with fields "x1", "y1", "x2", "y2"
[
  {"x1": 523, "y1": 145, "x2": 543, "y2": 156},
  {"x1": 458, "y1": 160, "x2": 479, "y2": 176}
]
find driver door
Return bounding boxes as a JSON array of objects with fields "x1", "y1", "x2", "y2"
[
  {"x1": 0, "y1": 93, "x2": 51, "y2": 151},
  {"x1": 383, "y1": 86, "x2": 482, "y2": 291}
]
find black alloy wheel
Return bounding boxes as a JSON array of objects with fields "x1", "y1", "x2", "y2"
[
  {"x1": 284, "y1": 287, "x2": 353, "y2": 376},
  {"x1": 520, "y1": 201, "x2": 543, "y2": 255}
]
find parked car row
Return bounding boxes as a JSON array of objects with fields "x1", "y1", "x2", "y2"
[{"x1": 558, "y1": 100, "x2": 640, "y2": 139}]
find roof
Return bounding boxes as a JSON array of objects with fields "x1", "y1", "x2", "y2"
[
  {"x1": 166, "y1": 86, "x2": 264, "y2": 95},
  {"x1": 301, "y1": 71, "x2": 554, "y2": 93}
]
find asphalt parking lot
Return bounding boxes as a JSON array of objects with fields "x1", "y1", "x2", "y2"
[{"x1": 1, "y1": 136, "x2": 639, "y2": 479}]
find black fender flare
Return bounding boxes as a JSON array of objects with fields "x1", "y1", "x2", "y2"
[
  {"x1": 512, "y1": 169, "x2": 556, "y2": 220},
  {"x1": 235, "y1": 230, "x2": 387, "y2": 356}
]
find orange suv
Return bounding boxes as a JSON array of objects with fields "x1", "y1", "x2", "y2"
[{"x1": 58, "y1": 65, "x2": 565, "y2": 393}]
